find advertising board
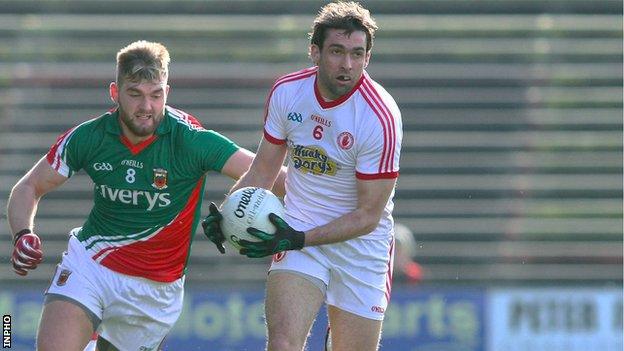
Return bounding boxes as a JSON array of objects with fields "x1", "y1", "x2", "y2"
[{"x1": 487, "y1": 288, "x2": 623, "y2": 351}]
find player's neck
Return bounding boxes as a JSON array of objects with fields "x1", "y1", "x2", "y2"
[
  {"x1": 315, "y1": 82, "x2": 340, "y2": 102},
  {"x1": 119, "y1": 123, "x2": 154, "y2": 145}
]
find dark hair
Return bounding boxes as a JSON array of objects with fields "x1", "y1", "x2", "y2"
[{"x1": 309, "y1": 1, "x2": 378, "y2": 52}]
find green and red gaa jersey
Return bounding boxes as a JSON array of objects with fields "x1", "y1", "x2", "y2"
[{"x1": 46, "y1": 106, "x2": 239, "y2": 282}]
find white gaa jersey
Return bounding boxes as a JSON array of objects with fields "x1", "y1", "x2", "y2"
[{"x1": 263, "y1": 67, "x2": 402, "y2": 240}]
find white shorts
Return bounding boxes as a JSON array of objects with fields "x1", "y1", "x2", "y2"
[
  {"x1": 46, "y1": 231, "x2": 184, "y2": 351},
  {"x1": 269, "y1": 236, "x2": 394, "y2": 320}
]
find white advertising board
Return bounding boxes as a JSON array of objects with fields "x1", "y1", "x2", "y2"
[{"x1": 487, "y1": 288, "x2": 622, "y2": 351}]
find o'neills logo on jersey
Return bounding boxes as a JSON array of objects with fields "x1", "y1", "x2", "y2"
[
  {"x1": 310, "y1": 114, "x2": 332, "y2": 127},
  {"x1": 97, "y1": 184, "x2": 171, "y2": 211},
  {"x1": 291, "y1": 145, "x2": 339, "y2": 176},
  {"x1": 152, "y1": 168, "x2": 168, "y2": 190},
  {"x1": 371, "y1": 305, "x2": 385, "y2": 314}
]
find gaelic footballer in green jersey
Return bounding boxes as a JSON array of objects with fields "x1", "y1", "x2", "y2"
[{"x1": 46, "y1": 106, "x2": 239, "y2": 282}]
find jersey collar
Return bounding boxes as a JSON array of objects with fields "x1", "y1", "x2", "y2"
[
  {"x1": 156, "y1": 107, "x2": 173, "y2": 135},
  {"x1": 105, "y1": 108, "x2": 122, "y2": 135},
  {"x1": 314, "y1": 70, "x2": 365, "y2": 109}
]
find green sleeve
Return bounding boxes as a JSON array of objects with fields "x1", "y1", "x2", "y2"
[
  {"x1": 48, "y1": 121, "x2": 96, "y2": 177},
  {"x1": 186, "y1": 129, "x2": 240, "y2": 174}
]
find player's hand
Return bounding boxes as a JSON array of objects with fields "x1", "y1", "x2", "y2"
[
  {"x1": 201, "y1": 202, "x2": 226, "y2": 254},
  {"x1": 12, "y1": 232, "x2": 43, "y2": 276},
  {"x1": 239, "y1": 213, "x2": 305, "y2": 258}
]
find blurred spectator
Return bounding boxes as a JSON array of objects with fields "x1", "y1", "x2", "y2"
[{"x1": 394, "y1": 223, "x2": 422, "y2": 283}]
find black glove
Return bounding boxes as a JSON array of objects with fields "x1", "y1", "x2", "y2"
[
  {"x1": 239, "y1": 213, "x2": 305, "y2": 258},
  {"x1": 201, "y1": 202, "x2": 226, "y2": 254}
]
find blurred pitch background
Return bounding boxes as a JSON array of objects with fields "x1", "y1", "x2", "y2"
[{"x1": 0, "y1": 1, "x2": 621, "y2": 350}]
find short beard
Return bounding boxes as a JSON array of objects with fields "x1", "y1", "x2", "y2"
[
  {"x1": 318, "y1": 68, "x2": 351, "y2": 100},
  {"x1": 118, "y1": 106, "x2": 162, "y2": 137}
]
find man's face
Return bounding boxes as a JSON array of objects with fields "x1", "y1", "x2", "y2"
[
  {"x1": 110, "y1": 79, "x2": 169, "y2": 141},
  {"x1": 311, "y1": 28, "x2": 371, "y2": 100}
]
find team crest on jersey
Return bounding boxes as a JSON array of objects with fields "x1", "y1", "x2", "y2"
[
  {"x1": 337, "y1": 132, "x2": 354, "y2": 150},
  {"x1": 56, "y1": 269, "x2": 72, "y2": 286},
  {"x1": 291, "y1": 145, "x2": 339, "y2": 176},
  {"x1": 152, "y1": 168, "x2": 168, "y2": 190}
]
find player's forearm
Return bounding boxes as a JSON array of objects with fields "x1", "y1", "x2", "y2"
[
  {"x1": 303, "y1": 208, "x2": 381, "y2": 246},
  {"x1": 229, "y1": 156, "x2": 283, "y2": 196},
  {"x1": 228, "y1": 137, "x2": 287, "y2": 198},
  {"x1": 7, "y1": 181, "x2": 40, "y2": 235},
  {"x1": 270, "y1": 166, "x2": 288, "y2": 198},
  {"x1": 229, "y1": 169, "x2": 276, "y2": 196}
]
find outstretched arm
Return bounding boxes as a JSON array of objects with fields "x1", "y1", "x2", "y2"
[
  {"x1": 7, "y1": 157, "x2": 68, "y2": 235},
  {"x1": 7, "y1": 156, "x2": 68, "y2": 275}
]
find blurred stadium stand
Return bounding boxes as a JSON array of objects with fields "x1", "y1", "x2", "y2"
[{"x1": 0, "y1": 0, "x2": 621, "y2": 286}]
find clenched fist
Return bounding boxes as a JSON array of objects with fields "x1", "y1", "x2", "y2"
[{"x1": 12, "y1": 232, "x2": 43, "y2": 276}]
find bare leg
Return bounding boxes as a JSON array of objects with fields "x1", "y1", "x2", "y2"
[
  {"x1": 327, "y1": 305, "x2": 382, "y2": 351},
  {"x1": 265, "y1": 271, "x2": 325, "y2": 351},
  {"x1": 37, "y1": 300, "x2": 95, "y2": 351}
]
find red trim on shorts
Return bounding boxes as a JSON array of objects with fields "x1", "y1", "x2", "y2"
[
  {"x1": 385, "y1": 237, "x2": 395, "y2": 303},
  {"x1": 92, "y1": 246, "x2": 117, "y2": 261}
]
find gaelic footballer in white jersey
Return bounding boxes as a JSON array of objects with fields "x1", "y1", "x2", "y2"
[
  {"x1": 264, "y1": 66, "x2": 401, "y2": 239},
  {"x1": 263, "y1": 66, "x2": 402, "y2": 320}
]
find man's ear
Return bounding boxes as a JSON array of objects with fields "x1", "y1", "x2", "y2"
[
  {"x1": 309, "y1": 44, "x2": 321, "y2": 66},
  {"x1": 109, "y1": 82, "x2": 118, "y2": 104},
  {"x1": 364, "y1": 51, "x2": 371, "y2": 69}
]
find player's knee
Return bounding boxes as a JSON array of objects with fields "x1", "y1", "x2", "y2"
[
  {"x1": 268, "y1": 341, "x2": 301, "y2": 351},
  {"x1": 268, "y1": 333, "x2": 306, "y2": 351}
]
